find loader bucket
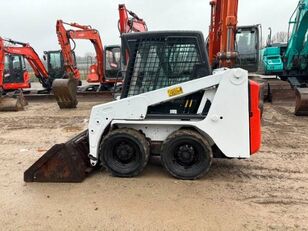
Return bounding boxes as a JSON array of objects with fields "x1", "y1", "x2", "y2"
[
  {"x1": 52, "y1": 78, "x2": 78, "y2": 109},
  {"x1": 24, "y1": 130, "x2": 97, "y2": 183},
  {"x1": 295, "y1": 88, "x2": 308, "y2": 116},
  {"x1": 0, "y1": 92, "x2": 27, "y2": 111}
]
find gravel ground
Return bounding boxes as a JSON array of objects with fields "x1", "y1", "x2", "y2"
[{"x1": 0, "y1": 100, "x2": 307, "y2": 230}]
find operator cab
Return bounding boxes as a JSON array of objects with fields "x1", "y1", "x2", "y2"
[
  {"x1": 236, "y1": 25, "x2": 261, "y2": 72},
  {"x1": 104, "y1": 45, "x2": 122, "y2": 81},
  {"x1": 3, "y1": 54, "x2": 29, "y2": 90},
  {"x1": 44, "y1": 50, "x2": 77, "y2": 80},
  {"x1": 120, "y1": 31, "x2": 211, "y2": 117}
]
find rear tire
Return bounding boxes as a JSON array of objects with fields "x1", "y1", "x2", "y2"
[
  {"x1": 100, "y1": 128, "x2": 150, "y2": 177},
  {"x1": 161, "y1": 129, "x2": 213, "y2": 180}
]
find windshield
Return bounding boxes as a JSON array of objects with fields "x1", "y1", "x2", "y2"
[
  {"x1": 236, "y1": 30, "x2": 257, "y2": 55},
  {"x1": 127, "y1": 37, "x2": 201, "y2": 97},
  {"x1": 3, "y1": 55, "x2": 24, "y2": 83},
  {"x1": 105, "y1": 47, "x2": 122, "y2": 80},
  {"x1": 47, "y1": 52, "x2": 64, "y2": 79}
]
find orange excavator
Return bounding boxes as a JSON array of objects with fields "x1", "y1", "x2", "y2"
[
  {"x1": 208, "y1": 0, "x2": 265, "y2": 107},
  {"x1": 118, "y1": 4, "x2": 148, "y2": 34},
  {"x1": 52, "y1": 4, "x2": 148, "y2": 109},
  {"x1": 208, "y1": 0, "x2": 238, "y2": 68},
  {"x1": 0, "y1": 37, "x2": 53, "y2": 111},
  {"x1": 208, "y1": 0, "x2": 262, "y2": 72}
]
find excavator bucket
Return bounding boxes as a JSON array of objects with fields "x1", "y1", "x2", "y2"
[
  {"x1": 295, "y1": 88, "x2": 308, "y2": 116},
  {"x1": 0, "y1": 92, "x2": 27, "y2": 111},
  {"x1": 24, "y1": 130, "x2": 97, "y2": 183},
  {"x1": 52, "y1": 78, "x2": 78, "y2": 109}
]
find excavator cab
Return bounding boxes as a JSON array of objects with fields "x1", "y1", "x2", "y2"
[
  {"x1": 2, "y1": 54, "x2": 29, "y2": 90},
  {"x1": 44, "y1": 50, "x2": 77, "y2": 81},
  {"x1": 104, "y1": 45, "x2": 122, "y2": 82},
  {"x1": 236, "y1": 25, "x2": 261, "y2": 73},
  {"x1": 0, "y1": 54, "x2": 28, "y2": 111}
]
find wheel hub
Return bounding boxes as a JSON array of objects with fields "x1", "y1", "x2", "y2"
[
  {"x1": 176, "y1": 145, "x2": 195, "y2": 165},
  {"x1": 115, "y1": 143, "x2": 134, "y2": 162}
]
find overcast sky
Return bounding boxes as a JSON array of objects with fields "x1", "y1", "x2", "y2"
[{"x1": 0, "y1": 0, "x2": 298, "y2": 56}]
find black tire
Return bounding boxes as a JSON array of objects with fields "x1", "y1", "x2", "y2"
[
  {"x1": 161, "y1": 129, "x2": 213, "y2": 180},
  {"x1": 99, "y1": 128, "x2": 150, "y2": 177}
]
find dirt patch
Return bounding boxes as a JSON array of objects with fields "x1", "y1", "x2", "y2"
[{"x1": 0, "y1": 101, "x2": 307, "y2": 230}]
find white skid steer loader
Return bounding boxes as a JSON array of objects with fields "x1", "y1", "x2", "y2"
[{"x1": 24, "y1": 31, "x2": 261, "y2": 182}]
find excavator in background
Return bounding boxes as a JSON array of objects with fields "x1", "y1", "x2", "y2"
[
  {"x1": 51, "y1": 4, "x2": 148, "y2": 109},
  {"x1": 0, "y1": 37, "x2": 53, "y2": 111},
  {"x1": 118, "y1": 4, "x2": 148, "y2": 34},
  {"x1": 261, "y1": 0, "x2": 308, "y2": 115},
  {"x1": 24, "y1": 31, "x2": 261, "y2": 182},
  {"x1": 208, "y1": 0, "x2": 265, "y2": 110},
  {"x1": 0, "y1": 38, "x2": 27, "y2": 111},
  {"x1": 208, "y1": 0, "x2": 261, "y2": 72}
]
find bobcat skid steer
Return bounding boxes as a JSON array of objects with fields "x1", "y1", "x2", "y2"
[{"x1": 24, "y1": 31, "x2": 261, "y2": 182}]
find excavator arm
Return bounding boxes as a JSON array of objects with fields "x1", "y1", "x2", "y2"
[
  {"x1": 4, "y1": 39, "x2": 51, "y2": 89},
  {"x1": 56, "y1": 20, "x2": 81, "y2": 80},
  {"x1": 282, "y1": 0, "x2": 308, "y2": 115},
  {"x1": 53, "y1": 20, "x2": 106, "y2": 109},
  {"x1": 118, "y1": 4, "x2": 148, "y2": 34},
  {"x1": 208, "y1": 0, "x2": 238, "y2": 68}
]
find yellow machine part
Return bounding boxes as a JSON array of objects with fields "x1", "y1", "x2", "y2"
[
  {"x1": 295, "y1": 88, "x2": 308, "y2": 116},
  {"x1": 52, "y1": 78, "x2": 78, "y2": 109}
]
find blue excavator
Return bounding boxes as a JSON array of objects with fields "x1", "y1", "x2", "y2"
[{"x1": 262, "y1": 0, "x2": 308, "y2": 115}]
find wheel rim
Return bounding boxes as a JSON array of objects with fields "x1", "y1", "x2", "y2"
[
  {"x1": 105, "y1": 137, "x2": 142, "y2": 173},
  {"x1": 175, "y1": 144, "x2": 196, "y2": 167},
  {"x1": 172, "y1": 141, "x2": 203, "y2": 169},
  {"x1": 114, "y1": 140, "x2": 136, "y2": 164},
  {"x1": 162, "y1": 135, "x2": 212, "y2": 179}
]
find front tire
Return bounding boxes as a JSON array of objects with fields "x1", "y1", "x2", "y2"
[
  {"x1": 161, "y1": 129, "x2": 213, "y2": 180},
  {"x1": 99, "y1": 128, "x2": 150, "y2": 177}
]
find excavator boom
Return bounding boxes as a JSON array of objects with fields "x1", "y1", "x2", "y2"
[
  {"x1": 208, "y1": 0, "x2": 238, "y2": 68},
  {"x1": 118, "y1": 4, "x2": 148, "y2": 34}
]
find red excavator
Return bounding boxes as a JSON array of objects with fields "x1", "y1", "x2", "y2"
[
  {"x1": 52, "y1": 4, "x2": 148, "y2": 109},
  {"x1": 0, "y1": 37, "x2": 54, "y2": 111},
  {"x1": 208, "y1": 0, "x2": 238, "y2": 68},
  {"x1": 118, "y1": 4, "x2": 148, "y2": 34},
  {"x1": 208, "y1": 0, "x2": 265, "y2": 108}
]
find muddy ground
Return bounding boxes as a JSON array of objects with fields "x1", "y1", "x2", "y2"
[{"x1": 0, "y1": 99, "x2": 307, "y2": 230}]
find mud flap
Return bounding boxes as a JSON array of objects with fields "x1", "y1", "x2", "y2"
[
  {"x1": 0, "y1": 92, "x2": 27, "y2": 111},
  {"x1": 295, "y1": 88, "x2": 308, "y2": 116},
  {"x1": 52, "y1": 78, "x2": 78, "y2": 109},
  {"x1": 24, "y1": 130, "x2": 97, "y2": 183}
]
